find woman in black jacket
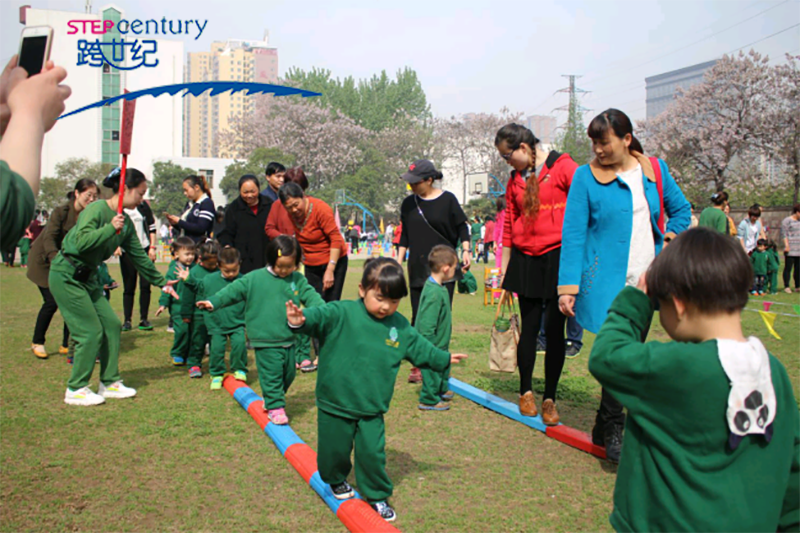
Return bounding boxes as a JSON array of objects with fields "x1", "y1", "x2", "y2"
[
  {"x1": 217, "y1": 175, "x2": 273, "y2": 274},
  {"x1": 164, "y1": 175, "x2": 216, "y2": 243}
]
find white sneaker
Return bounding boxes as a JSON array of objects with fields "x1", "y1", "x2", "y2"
[
  {"x1": 98, "y1": 380, "x2": 137, "y2": 399},
  {"x1": 64, "y1": 386, "x2": 106, "y2": 406}
]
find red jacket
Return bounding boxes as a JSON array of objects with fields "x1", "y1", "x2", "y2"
[{"x1": 503, "y1": 152, "x2": 578, "y2": 257}]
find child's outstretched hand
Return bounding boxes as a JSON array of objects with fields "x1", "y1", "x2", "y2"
[
  {"x1": 161, "y1": 281, "x2": 179, "y2": 300},
  {"x1": 175, "y1": 263, "x2": 190, "y2": 281},
  {"x1": 196, "y1": 300, "x2": 214, "y2": 311},
  {"x1": 286, "y1": 301, "x2": 305, "y2": 326},
  {"x1": 636, "y1": 273, "x2": 648, "y2": 295},
  {"x1": 155, "y1": 305, "x2": 167, "y2": 317},
  {"x1": 450, "y1": 353, "x2": 468, "y2": 364}
]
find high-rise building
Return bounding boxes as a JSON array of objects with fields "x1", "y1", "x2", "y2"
[
  {"x1": 184, "y1": 35, "x2": 278, "y2": 158},
  {"x1": 645, "y1": 60, "x2": 717, "y2": 119},
  {"x1": 21, "y1": 4, "x2": 183, "y2": 180}
]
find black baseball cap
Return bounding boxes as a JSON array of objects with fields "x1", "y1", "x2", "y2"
[{"x1": 401, "y1": 159, "x2": 443, "y2": 184}]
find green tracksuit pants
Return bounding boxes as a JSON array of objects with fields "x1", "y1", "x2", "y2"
[
  {"x1": 317, "y1": 408, "x2": 392, "y2": 503},
  {"x1": 209, "y1": 329, "x2": 247, "y2": 377},
  {"x1": 294, "y1": 333, "x2": 312, "y2": 365},
  {"x1": 768, "y1": 271, "x2": 779, "y2": 293},
  {"x1": 49, "y1": 269, "x2": 122, "y2": 390},
  {"x1": 170, "y1": 315, "x2": 192, "y2": 361},
  {"x1": 420, "y1": 363, "x2": 451, "y2": 405},
  {"x1": 255, "y1": 346, "x2": 296, "y2": 410},
  {"x1": 186, "y1": 318, "x2": 209, "y2": 368}
]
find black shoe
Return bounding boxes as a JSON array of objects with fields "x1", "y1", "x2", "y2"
[
  {"x1": 121, "y1": 321, "x2": 132, "y2": 332},
  {"x1": 370, "y1": 501, "x2": 397, "y2": 522},
  {"x1": 536, "y1": 339, "x2": 546, "y2": 355},
  {"x1": 565, "y1": 342, "x2": 581, "y2": 358},
  {"x1": 591, "y1": 421, "x2": 604, "y2": 446},
  {"x1": 604, "y1": 424, "x2": 623, "y2": 464},
  {"x1": 138, "y1": 320, "x2": 153, "y2": 330},
  {"x1": 330, "y1": 481, "x2": 354, "y2": 500}
]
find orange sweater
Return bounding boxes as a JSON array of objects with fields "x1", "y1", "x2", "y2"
[{"x1": 274, "y1": 197, "x2": 346, "y2": 267}]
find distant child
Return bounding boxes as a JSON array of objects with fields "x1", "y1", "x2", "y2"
[
  {"x1": 17, "y1": 227, "x2": 32, "y2": 267},
  {"x1": 589, "y1": 228, "x2": 799, "y2": 532},
  {"x1": 197, "y1": 236, "x2": 324, "y2": 424},
  {"x1": 416, "y1": 245, "x2": 459, "y2": 411},
  {"x1": 156, "y1": 237, "x2": 196, "y2": 366},
  {"x1": 286, "y1": 257, "x2": 468, "y2": 522},
  {"x1": 97, "y1": 261, "x2": 118, "y2": 300},
  {"x1": 766, "y1": 239, "x2": 781, "y2": 295},
  {"x1": 457, "y1": 266, "x2": 477, "y2": 295},
  {"x1": 182, "y1": 240, "x2": 220, "y2": 378},
  {"x1": 178, "y1": 246, "x2": 247, "y2": 390},
  {"x1": 751, "y1": 238, "x2": 769, "y2": 295}
]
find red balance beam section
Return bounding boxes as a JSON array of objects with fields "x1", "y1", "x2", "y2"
[
  {"x1": 545, "y1": 425, "x2": 607, "y2": 459},
  {"x1": 221, "y1": 376, "x2": 401, "y2": 533}
]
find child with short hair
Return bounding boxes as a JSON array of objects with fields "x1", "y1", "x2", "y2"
[
  {"x1": 182, "y1": 240, "x2": 220, "y2": 378},
  {"x1": 286, "y1": 257, "x2": 468, "y2": 522},
  {"x1": 417, "y1": 245, "x2": 459, "y2": 411},
  {"x1": 17, "y1": 227, "x2": 32, "y2": 267},
  {"x1": 751, "y1": 238, "x2": 769, "y2": 295},
  {"x1": 156, "y1": 237, "x2": 196, "y2": 366},
  {"x1": 766, "y1": 239, "x2": 781, "y2": 295},
  {"x1": 589, "y1": 227, "x2": 799, "y2": 532},
  {"x1": 178, "y1": 246, "x2": 247, "y2": 390},
  {"x1": 197, "y1": 236, "x2": 324, "y2": 424}
]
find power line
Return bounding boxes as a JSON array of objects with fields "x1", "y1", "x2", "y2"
[
  {"x1": 581, "y1": 0, "x2": 791, "y2": 87},
  {"x1": 726, "y1": 23, "x2": 800, "y2": 54}
]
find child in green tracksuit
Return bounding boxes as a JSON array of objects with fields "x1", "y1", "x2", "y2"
[
  {"x1": 766, "y1": 239, "x2": 781, "y2": 294},
  {"x1": 179, "y1": 246, "x2": 247, "y2": 390},
  {"x1": 17, "y1": 228, "x2": 32, "y2": 267},
  {"x1": 182, "y1": 240, "x2": 219, "y2": 378},
  {"x1": 97, "y1": 261, "x2": 117, "y2": 300},
  {"x1": 417, "y1": 245, "x2": 459, "y2": 411},
  {"x1": 751, "y1": 239, "x2": 769, "y2": 295},
  {"x1": 589, "y1": 228, "x2": 799, "y2": 533},
  {"x1": 286, "y1": 257, "x2": 468, "y2": 522},
  {"x1": 156, "y1": 237, "x2": 196, "y2": 366},
  {"x1": 198, "y1": 236, "x2": 324, "y2": 424}
]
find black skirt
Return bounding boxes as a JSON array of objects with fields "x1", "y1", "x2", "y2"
[{"x1": 502, "y1": 246, "x2": 561, "y2": 299}]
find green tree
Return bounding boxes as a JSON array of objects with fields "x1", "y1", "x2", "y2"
[
  {"x1": 37, "y1": 158, "x2": 114, "y2": 211},
  {"x1": 150, "y1": 161, "x2": 197, "y2": 215},
  {"x1": 219, "y1": 147, "x2": 296, "y2": 202},
  {"x1": 463, "y1": 197, "x2": 496, "y2": 220},
  {"x1": 552, "y1": 105, "x2": 592, "y2": 166}
]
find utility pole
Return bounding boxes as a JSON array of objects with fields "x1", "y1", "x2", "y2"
[{"x1": 552, "y1": 75, "x2": 593, "y2": 164}]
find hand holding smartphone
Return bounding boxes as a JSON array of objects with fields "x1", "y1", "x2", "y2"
[{"x1": 18, "y1": 26, "x2": 53, "y2": 77}]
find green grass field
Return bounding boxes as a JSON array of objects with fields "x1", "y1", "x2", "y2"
[{"x1": 1, "y1": 260, "x2": 798, "y2": 532}]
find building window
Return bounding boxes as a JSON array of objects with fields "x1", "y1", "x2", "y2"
[
  {"x1": 111, "y1": 130, "x2": 119, "y2": 140},
  {"x1": 103, "y1": 63, "x2": 110, "y2": 73},
  {"x1": 199, "y1": 169, "x2": 214, "y2": 188}
]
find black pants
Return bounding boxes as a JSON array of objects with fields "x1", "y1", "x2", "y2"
[
  {"x1": 120, "y1": 250, "x2": 151, "y2": 323},
  {"x1": 33, "y1": 285, "x2": 70, "y2": 346},
  {"x1": 350, "y1": 237, "x2": 359, "y2": 253},
  {"x1": 517, "y1": 296, "x2": 566, "y2": 400},
  {"x1": 2, "y1": 247, "x2": 15, "y2": 265},
  {"x1": 410, "y1": 282, "x2": 455, "y2": 326},
  {"x1": 784, "y1": 254, "x2": 800, "y2": 289},
  {"x1": 305, "y1": 256, "x2": 348, "y2": 303}
]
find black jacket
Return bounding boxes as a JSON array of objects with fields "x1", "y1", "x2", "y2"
[
  {"x1": 217, "y1": 195, "x2": 273, "y2": 274},
  {"x1": 177, "y1": 196, "x2": 216, "y2": 243}
]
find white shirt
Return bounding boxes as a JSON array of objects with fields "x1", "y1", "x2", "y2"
[
  {"x1": 124, "y1": 207, "x2": 149, "y2": 249},
  {"x1": 617, "y1": 164, "x2": 655, "y2": 287}
]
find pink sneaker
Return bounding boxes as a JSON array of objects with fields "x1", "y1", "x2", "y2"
[{"x1": 267, "y1": 407, "x2": 289, "y2": 425}]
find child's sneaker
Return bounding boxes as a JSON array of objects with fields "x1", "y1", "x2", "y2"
[
  {"x1": 300, "y1": 359, "x2": 317, "y2": 373},
  {"x1": 65, "y1": 386, "x2": 106, "y2": 406},
  {"x1": 166, "y1": 325, "x2": 174, "y2": 333},
  {"x1": 419, "y1": 402, "x2": 450, "y2": 411},
  {"x1": 370, "y1": 501, "x2": 397, "y2": 522},
  {"x1": 233, "y1": 370, "x2": 246, "y2": 381},
  {"x1": 440, "y1": 390, "x2": 454, "y2": 401},
  {"x1": 189, "y1": 366, "x2": 202, "y2": 378},
  {"x1": 210, "y1": 376, "x2": 223, "y2": 390},
  {"x1": 172, "y1": 356, "x2": 185, "y2": 366},
  {"x1": 98, "y1": 380, "x2": 137, "y2": 399},
  {"x1": 267, "y1": 407, "x2": 289, "y2": 425},
  {"x1": 330, "y1": 481, "x2": 354, "y2": 500},
  {"x1": 67, "y1": 355, "x2": 73, "y2": 365}
]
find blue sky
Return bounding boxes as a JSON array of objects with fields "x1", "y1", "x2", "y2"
[{"x1": 1, "y1": 0, "x2": 798, "y2": 124}]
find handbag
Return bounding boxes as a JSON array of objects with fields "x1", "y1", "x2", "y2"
[{"x1": 489, "y1": 291, "x2": 519, "y2": 373}]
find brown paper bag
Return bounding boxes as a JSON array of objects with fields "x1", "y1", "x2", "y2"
[{"x1": 489, "y1": 291, "x2": 519, "y2": 373}]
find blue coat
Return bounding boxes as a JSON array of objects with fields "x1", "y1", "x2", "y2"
[{"x1": 557, "y1": 154, "x2": 691, "y2": 333}]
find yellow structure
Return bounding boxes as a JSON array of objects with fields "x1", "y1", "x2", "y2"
[{"x1": 184, "y1": 35, "x2": 279, "y2": 158}]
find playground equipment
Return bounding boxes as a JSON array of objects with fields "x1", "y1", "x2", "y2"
[{"x1": 334, "y1": 189, "x2": 380, "y2": 234}]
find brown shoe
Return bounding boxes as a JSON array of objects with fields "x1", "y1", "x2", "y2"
[
  {"x1": 519, "y1": 391, "x2": 537, "y2": 417},
  {"x1": 541, "y1": 399, "x2": 560, "y2": 426}
]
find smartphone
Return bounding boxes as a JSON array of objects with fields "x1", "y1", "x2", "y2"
[{"x1": 18, "y1": 26, "x2": 53, "y2": 76}]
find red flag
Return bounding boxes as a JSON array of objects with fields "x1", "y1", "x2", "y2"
[{"x1": 116, "y1": 90, "x2": 136, "y2": 228}]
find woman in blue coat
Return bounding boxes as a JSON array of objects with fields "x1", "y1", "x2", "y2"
[{"x1": 557, "y1": 109, "x2": 691, "y2": 462}]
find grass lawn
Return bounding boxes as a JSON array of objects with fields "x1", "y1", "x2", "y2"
[{"x1": 1, "y1": 259, "x2": 798, "y2": 532}]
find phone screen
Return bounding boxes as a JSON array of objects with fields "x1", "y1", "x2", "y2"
[{"x1": 19, "y1": 36, "x2": 48, "y2": 75}]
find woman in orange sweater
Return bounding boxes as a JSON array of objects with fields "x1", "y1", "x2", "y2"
[{"x1": 276, "y1": 181, "x2": 348, "y2": 302}]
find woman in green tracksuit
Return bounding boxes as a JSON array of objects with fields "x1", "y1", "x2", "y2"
[{"x1": 50, "y1": 168, "x2": 178, "y2": 406}]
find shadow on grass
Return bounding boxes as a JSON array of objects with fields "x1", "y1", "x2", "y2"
[{"x1": 386, "y1": 448, "x2": 451, "y2": 486}]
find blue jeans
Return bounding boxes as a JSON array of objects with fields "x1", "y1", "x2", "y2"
[{"x1": 538, "y1": 309, "x2": 583, "y2": 350}]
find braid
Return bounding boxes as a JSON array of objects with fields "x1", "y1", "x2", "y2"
[{"x1": 522, "y1": 147, "x2": 540, "y2": 219}]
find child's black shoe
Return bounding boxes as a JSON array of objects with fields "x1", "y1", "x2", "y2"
[
  {"x1": 371, "y1": 501, "x2": 397, "y2": 522},
  {"x1": 330, "y1": 481, "x2": 354, "y2": 500}
]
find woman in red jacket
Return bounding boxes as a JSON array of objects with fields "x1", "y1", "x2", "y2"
[{"x1": 496, "y1": 123, "x2": 578, "y2": 425}]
